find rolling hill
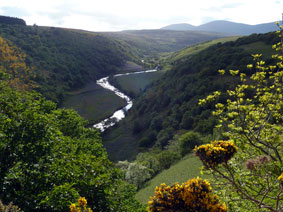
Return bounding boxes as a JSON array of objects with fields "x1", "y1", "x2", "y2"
[
  {"x1": 0, "y1": 21, "x2": 140, "y2": 103},
  {"x1": 101, "y1": 29, "x2": 227, "y2": 56},
  {"x1": 162, "y1": 20, "x2": 278, "y2": 35}
]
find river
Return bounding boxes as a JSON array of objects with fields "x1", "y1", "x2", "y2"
[{"x1": 93, "y1": 68, "x2": 158, "y2": 131}]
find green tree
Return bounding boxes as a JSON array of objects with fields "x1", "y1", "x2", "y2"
[
  {"x1": 117, "y1": 161, "x2": 152, "y2": 188},
  {"x1": 197, "y1": 23, "x2": 283, "y2": 211},
  {"x1": 178, "y1": 131, "x2": 203, "y2": 156},
  {"x1": 0, "y1": 72, "x2": 144, "y2": 212}
]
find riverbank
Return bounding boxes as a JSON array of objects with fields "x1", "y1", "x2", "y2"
[{"x1": 62, "y1": 82, "x2": 125, "y2": 124}]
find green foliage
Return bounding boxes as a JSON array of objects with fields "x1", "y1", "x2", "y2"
[
  {"x1": 41, "y1": 184, "x2": 80, "y2": 212},
  {"x1": 0, "y1": 77, "x2": 143, "y2": 211},
  {"x1": 178, "y1": 131, "x2": 203, "y2": 156},
  {"x1": 135, "y1": 152, "x2": 161, "y2": 174},
  {"x1": 70, "y1": 197, "x2": 93, "y2": 212},
  {"x1": 156, "y1": 150, "x2": 181, "y2": 170},
  {"x1": 197, "y1": 25, "x2": 283, "y2": 211},
  {"x1": 117, "y1": 161, "x2": 152, "y2": 188},
  {"x1": 0, "y1": 24, "x2": 138, "y2": 103}
]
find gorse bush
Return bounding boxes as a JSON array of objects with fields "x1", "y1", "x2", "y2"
[
  {"x1": 0, "y1": 201, "x2": 21, "y2": 212},
  {"x1": 147, "y1": 177, "x2": 227, "y2": 212},
  {"x1": 70, "y1": 197, "x2": 93, "y2": 212},
  {"x1": 194, "y1": 140, "x2": 238, "y2": 167}
]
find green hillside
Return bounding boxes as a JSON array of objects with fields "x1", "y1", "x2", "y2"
[
  {"x1": 0, "y1": 24, "x2": 139, "y2": 103},
  {"x1": 107, "y1": 37, "x2": 240, "y2": 106},
  {"x1": 103, "y1": 32, "x2": 279, "y2": 161},
  {"x1": 136, "y1": 154, "x2": 208, "y2": 204},
  {"x1": 166, "y1": 36, "x2": 241, "y2": 63}
]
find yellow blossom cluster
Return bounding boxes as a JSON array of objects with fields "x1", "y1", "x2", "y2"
[
  {"x1": 147, "y1": 177, "x2": 227, "y2": 212},
  {"x1": 70, "y1": 197, "x2": 93, "y2": 212},
  {"x1": 278, "y1": 173, "x2": 283, "y2": 182},
  {"x1": 194, "y1": 141, "x2": 238, "y2": 167}
]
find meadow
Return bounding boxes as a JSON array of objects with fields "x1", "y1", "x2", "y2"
[
  {"x1": 112, "y1": 69, "x2": 167, "y2": 96},
  {"x1": 136, "y1": 154, "x2": 209, "y2": 204}
]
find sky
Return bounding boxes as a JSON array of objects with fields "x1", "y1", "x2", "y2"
[{"x1": 0, "y1": 0, "x2": 282, "y2": 32}]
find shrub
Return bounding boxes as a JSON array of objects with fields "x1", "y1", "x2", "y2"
[
  {"x1": 178, "y1": 131, "x2": 203, "y2": 156},
  {"x1": 117, "y1": 161, "x2": 152, "y2": 188},
  {"x1": 0, "y1": 200, "x2": 21, "y2": 212},
  {"x1": 156, "y1": 150, "x2": 181, "y2": 170},
  {"x1": 147, "y1": 177, "x2": 227, "y2": 212},
  {"x1": 70, "y1": 197, "x2": 93, "y2": 212},
  {"x1": 194, "y1": 140, "x2": 238, "y2": 167}
]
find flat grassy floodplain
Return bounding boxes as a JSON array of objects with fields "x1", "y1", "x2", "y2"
[
  {"x1": 62, "y1": 82, "x2": 125, "y2": 124},
  {"x1": 114, "y1": 70, "x2": 166, "y2": 96},
  {"x1": 136, "y1": 154, "x2": 209, "y2": 204}
]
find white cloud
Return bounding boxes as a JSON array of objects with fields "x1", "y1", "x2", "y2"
[{"x1": 0, "y1": 0, "x2": 282, "y2": 31}]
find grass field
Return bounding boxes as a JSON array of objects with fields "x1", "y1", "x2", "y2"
[
  {"x1": 168, "y1": 36, "x2": 241, "y2": 62},
  {"x1": 136, "y1": 154, "x2": 210, "y2": 204},
  {"x1": 62, "y1": 82, "x2": 125, "y2": 124},
  {"x1": 113, "y1": 70, "x2": 167, "y2": 96}
]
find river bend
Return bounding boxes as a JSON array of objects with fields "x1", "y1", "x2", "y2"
[{"x1": 93, "y1": 69, "x2": 157, "y2": 131}]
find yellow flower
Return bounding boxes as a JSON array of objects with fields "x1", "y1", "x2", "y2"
[
  {"x1": 278, "y1": 173, "x2": 283, "y2": 182},
  {"x1": 194, "y1": 141, "x2": 238, "y2": 167},
  {"x1": 70, "y1": 204, "x2": 77, "y2": 212},
  {"x1": 78, "y1": 197, "x2": 87, "y2": 208}
]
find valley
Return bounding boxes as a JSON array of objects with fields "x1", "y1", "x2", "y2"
[{"x1": 0, "y1": 14, "x2": 282, "y2": 212}]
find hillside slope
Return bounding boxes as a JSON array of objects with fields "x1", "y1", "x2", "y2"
[
  {"x1": 102, "y1": 32, "x2": 279, "y2": 161},
  {"x1": 0, "y1": 23, "x2": 139, "y2": 103}
]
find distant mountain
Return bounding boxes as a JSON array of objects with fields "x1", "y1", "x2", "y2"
[
  {"x1": 101, "y1": 29, "x2": 226, "y2": 55},
  {"x1": 161, "y1": 23, "x2": 196, "y2": 31},
  {"x1": 161, "y1": 20, "x2": 278, "y2": 35}
]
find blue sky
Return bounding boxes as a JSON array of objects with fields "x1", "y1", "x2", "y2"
[{"x1": 0, "y1": 0, "x2": 282, "y2": 31}]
